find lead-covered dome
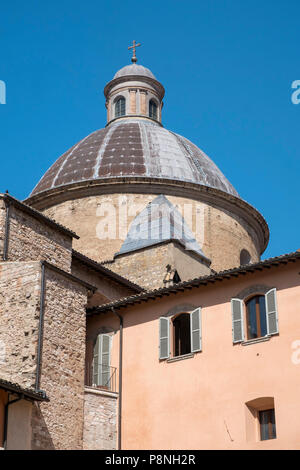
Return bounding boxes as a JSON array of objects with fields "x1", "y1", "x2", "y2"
[
  {"x1": 30, "y1": 119, "x2": 238, "y2": 197},
  {"x1": 114, "y1": 64, "x2": 156, "y2": 80}
]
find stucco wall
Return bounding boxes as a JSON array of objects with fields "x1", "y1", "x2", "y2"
[
  {"x1": 83, "y1": 388, "x2": 117, "y2": 450},
  {"x1": 43, "y1": 193, "x2": 260, "y2": 274},
  {"x1": 88, "y1": 261, "x2": 300, "y2": 449},
  {"x1": 7, "y1": 400, "x2": 32, "y2": 450}
]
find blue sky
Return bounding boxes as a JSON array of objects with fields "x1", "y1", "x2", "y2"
[{"x1": 0, "y1": 0, "x2": 299, "y2": 259}]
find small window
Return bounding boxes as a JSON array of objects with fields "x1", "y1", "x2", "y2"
[
  {"x1": 246, "y1": 295, "x2": 267, "y2": 339},
  {"x1": 115, "y1": 97, "x2": 126, "y2": 117},
  {"x1": 240, "y1": 249, "x2": 251, "y2": 265},
  {"x1": 259, "y1": 409, "x2": 277, "y2": 441},
  {"x1": 149, "y1": 99, "x2": 158, "y2": 120}
]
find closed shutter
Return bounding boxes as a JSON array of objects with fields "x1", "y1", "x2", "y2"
[
  {"x1": 190, "y1": 308, "x2": 202, "y2": 352},
  {"x1": 159, "y1": 317, "x2": 170, "y2": 360},
  {"x1": 93, "y1": 334, "x2": 111, "y2": 386},
  {"x1": 231, "y1": 298, "x2": 244, "y2": 343},
  {"x1": 265, "y1": 288, "x2": 279, "y2": 335}
]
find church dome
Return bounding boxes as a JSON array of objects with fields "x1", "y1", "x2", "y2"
[
  {"x1": 30, "y1": 119, "x2": 238, "y2": 197},
  {"x1": 113, "y1": 64, "x2": 156, "y2": 80}
]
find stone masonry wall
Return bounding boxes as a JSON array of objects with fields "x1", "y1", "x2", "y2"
[
  {"x1": 0, "y1": 200, "x2": 6, "y2": 260},
  {"x1": 3, "y1": 202, "x2": 73, "y2": 272},
  {"x1": 0, "y1": 261, "x2": 40, "y2": 389},
  {"x1": 83, "y1": 389, "x2": 117, "y2": 450},
  {"x1": 43, "y1": 193, "x2": 260, "y2": 273},
  {"x1": 106, "y1": 242, "x2": 211, "y2": 290},
  {"x1": 31, "y1": 268, "x2": 88, "y2": 450}
]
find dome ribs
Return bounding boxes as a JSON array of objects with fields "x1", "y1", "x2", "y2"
[
  {"x1": 30, "y1": 120, "x2": 239, "y2": 197},
  {"x1": 98, "y1": 123, "x2": 146, "y2": 177}
]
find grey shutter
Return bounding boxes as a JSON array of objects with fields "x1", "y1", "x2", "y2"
[
  {"x1": 159, "y1": 317, "x2": 170, "y2": 360},
  {"x1": 93, "y1": 335, "x2": 101, "y2": 386},
  {"x1": 265, "y1": 288, "x2": 279, "y2": 335},
  {"x1": 93, "y1": 334, "x2": 111, "y2": 386},
  {"x1": 190, "y1": 308, "x2": 202, "y2": 352},
  {"x1": 231, "y1": 298, "x2": 244, "y2": 343}
]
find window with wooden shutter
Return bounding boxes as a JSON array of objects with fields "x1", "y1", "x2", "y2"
[
  {"x1": 265, "y1": 288, "x2": 279, "y2": 335},
  {"x1": 93, "y1": 334, "x2": 112, "y2": 387},
  {"x1": 190, "y1": 308, "x2": 202, "y2": 353},
  {"x1": 231, "y1": 298, "x2": 244, "y2": 343},
  {"x1": 159, "y1": 317, "x2": 170, "y2": 360}
]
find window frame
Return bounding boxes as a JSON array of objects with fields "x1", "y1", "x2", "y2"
[
  {"x1": 114, "y1": 96, "x2": 126, "y2": 118},
  {"x1": 149, "y1": 99, "x2": 158, "y2": 120}
]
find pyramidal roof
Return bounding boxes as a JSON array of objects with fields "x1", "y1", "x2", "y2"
[{"x1": 116, "y1": 195, "x2": 210, "y2": 262}]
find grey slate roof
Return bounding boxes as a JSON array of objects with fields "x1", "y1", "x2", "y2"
[
  {"x1": 116, "y1": 194, "x2": 210, "y2": 261},
  {"x1": 30, "y1": 120, "x2": 238, "y2": 198}
]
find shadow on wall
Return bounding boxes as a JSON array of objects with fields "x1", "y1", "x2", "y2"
[{"x1": 31, "y1": 403, "x2": 55, "y2": 450}]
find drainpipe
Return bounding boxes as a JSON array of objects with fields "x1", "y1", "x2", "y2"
[
  {"x1": 111, "y1": 307, "x2": 123, "y2": 451},
  {"x1": 3, "y1": 394, "x2": 23, "y2": 449},
  {"x1": 3, "y1": 199, "x2": 11, "y2": 261},
  {"x1": 35, "y1": 262, "x2": 46, "y2": 392}
]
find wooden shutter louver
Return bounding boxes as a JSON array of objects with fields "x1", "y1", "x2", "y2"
[
  {"x1": 159, "y1": 317, "x2": 170, "y2": 360},
  {"x1": 265, "y1": 288, "x2": 279, "y2": 335},
  {"x1": 190, "y1": 308, "x2": 202, "y2": 352},
  {"x1": 231, "y1": 298, "x2": 244, "y2": 343},
  {"x1": 93, "y1": 334, "x2": 111, "y2": 386}
]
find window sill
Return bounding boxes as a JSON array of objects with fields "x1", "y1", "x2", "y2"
[
  {"x1": 241, "y1": 335, "x2": 271, "y2": 346},
  {"x1": 167, "y1": 353, "x2": 194, "y2": 363}
]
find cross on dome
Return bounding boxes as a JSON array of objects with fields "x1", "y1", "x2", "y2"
[{"x1": 128, "y1": 40, "x2": 141, "y2": 63}]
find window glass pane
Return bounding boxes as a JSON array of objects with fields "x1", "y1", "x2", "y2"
[
  {"x1": 149, "y1": 100, "x2": 157, "y2": 119},
  {"x1": 259, "y1": 409, "x2": 276, "y2": 440},
  {"x1": 115, "y1": 97, "x2": 125, "y2": 117},
  {"x1": 247, "y1": 297, "x2": 257, "y2": 338},
  {"x1": 259, "y1": 296, "x2": 267, "y2": 336}
]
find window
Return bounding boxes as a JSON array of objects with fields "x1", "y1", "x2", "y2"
[
  {"x1": 149, "y1": 99, "x2": 158, "y2": 120},
  {"x1": 245, "y1": 397, "x2": 276, "y2": 442},
  {"x1": 115, "y1": 97, "x2": 126, "y2": 117},
  {"x1": 93, "y1": 334, "x2": 112, "y2": 387},
  {"x1": 246, "y1": 295, "x2": 267, "y2": 339},
  {"x1": 231, "y1": 288, "x2": 279, "y2": 343},
  {"x1": 159, "y1": 308, "x2": 202, "y2": 360},
  {"x1": 173, "y1": 314, "x2": 191, "y2": 356},
  {"x1": 240, "y1": 249, "x2": 251, "y2": 265},
  {"x1": 259, "y1": 409, "x2": 277, "y2": 441}
]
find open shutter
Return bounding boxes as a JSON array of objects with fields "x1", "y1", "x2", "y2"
[
  {"x1": 159, "y1": 317, "x2": 170, "y2": 360},
  {"x1": 93, "y1": 334, "x2": 111, "y2": 386},
  {"x1": 93, "y1": 335, "x2": 101, "y2": 386},
  {"x1": 100, "y1": 334, "x2": 112, "y2": 387},
  {"x1": 190, "y1": 308, "x2": 202, "y2": 352},
  {"x1": 265, "y1": 288, "x2": 279, "y2": 335},
  {"x1": 231, "y1": 298, "x2": 244, "y2": 343}
]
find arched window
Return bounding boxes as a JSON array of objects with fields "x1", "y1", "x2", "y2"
[
  {"x1": 240, "y1": 249, "x2": 251, "y2": 266},
  {"x1": 231, "y1": 288, "x2": 279, "y2": 343},
  {"x1": 115, "y1": 97, "x2": 126, "y2": 117},
  {"x1": 149, "y1": 99, "x2": 158, "y2": 120},
  {"x1": 245, "y1": 295, "x2": 267, "y2": 339}
]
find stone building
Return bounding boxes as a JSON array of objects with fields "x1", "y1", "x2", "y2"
[{"x1": 0, "y1": 52, "x2": 299, "y2": 450}]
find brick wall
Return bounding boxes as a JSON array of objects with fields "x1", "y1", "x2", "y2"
[{"x1": 83, "y1": 388, "x2": 117, "y2": 450}]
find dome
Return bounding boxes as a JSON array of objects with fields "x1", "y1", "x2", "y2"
[
  {"x1": 30, "y1": 119, "x2": 238, "y2": 198},
  {"x1": 113, "y1": 64, "x2": 156, "y2": 80}
]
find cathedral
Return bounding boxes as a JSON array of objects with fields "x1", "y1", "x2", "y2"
[{"x1": 0, "y1": 45, "x2": 300, "y2": 450}]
